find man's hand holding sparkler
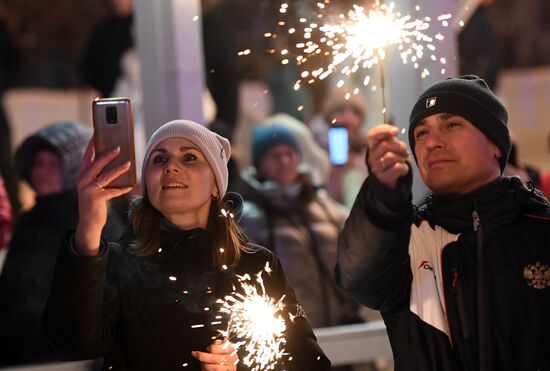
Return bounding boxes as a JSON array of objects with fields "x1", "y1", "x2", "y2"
[
  {"x1": 367, "y1": 124, "x2": 411, "y2": 189},
  {"x1": 191, "y1": 340, "x2": 238, "y2": 370}
]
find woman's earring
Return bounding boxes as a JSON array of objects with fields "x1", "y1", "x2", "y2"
[{"x1": 212, "y1": 194, "x2": 219, "y2": 201}]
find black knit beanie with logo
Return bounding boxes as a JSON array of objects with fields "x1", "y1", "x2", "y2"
[{"x1": 408, "y1": 75, "x2": 511, "y2": 172}]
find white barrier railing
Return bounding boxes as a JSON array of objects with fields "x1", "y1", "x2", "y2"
[
  {"x1": 0, "y1": 321, "x2": 392, "y2": 370},
  {"x1": 314, "y1": 320, "x2": 392, "y2": 366},
  {"x1": 0, "y1": 361, "x2": 94, "y2": 371}
]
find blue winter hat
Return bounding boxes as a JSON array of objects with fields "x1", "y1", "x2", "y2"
[{"x1": 251, "y1": 124, "x2": 301, "y2": 169}]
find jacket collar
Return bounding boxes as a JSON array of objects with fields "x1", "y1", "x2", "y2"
[
  {"x1": 419, "y1": 176, "x2": 549, "y2": 233},
  {"x1": 159, "y1": 218, "x2": 210, "y2": 246}
]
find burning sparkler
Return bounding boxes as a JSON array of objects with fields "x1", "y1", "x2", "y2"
[
  {"x1": 218, "y1": 262, "x2": 287, "y2": 371},
  {"x1": 261, "y1": 1, "x2": 451, "y2": 123}
]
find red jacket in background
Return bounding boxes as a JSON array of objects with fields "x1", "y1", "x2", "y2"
[{"x1": 0, "y1": 175, "x2": 12, "y2": 250}]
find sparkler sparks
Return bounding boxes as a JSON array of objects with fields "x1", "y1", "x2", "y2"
[
  {"x1": 311, "y1": 3, "x2": 434, "y2": 79},
  {"x1": 255, "y1": 1, "x2": 451, "y2": 120},
  {"x1": 274, "y1": 1, "x2": 449, "y2": 89},
  {"x1": 218, "y1": 262, "x2": 287, "y2": 371}
]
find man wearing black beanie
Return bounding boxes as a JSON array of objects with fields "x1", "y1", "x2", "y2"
[{"x1": 336, "y1": 75, "x2": 550, "y2": 371}]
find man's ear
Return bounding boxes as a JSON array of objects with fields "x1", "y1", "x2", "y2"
[{"x1": 494, "y1": 145, "x2": 502, "y2": 159}]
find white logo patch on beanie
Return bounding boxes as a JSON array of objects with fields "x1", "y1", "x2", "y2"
[{"x1": 426, "y1": 97, "x2": 437, "y2": 108}]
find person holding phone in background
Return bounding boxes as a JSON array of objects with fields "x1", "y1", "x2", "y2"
[
  {"x1": 310, "y1": 90, "x2": 370, "y2": 210},
  {"x1": 42, "y1": 119, "x2": 330, "y2": 371},
  {"x1": 239, "y1": 124, "x2": 360, "y2": 333}
]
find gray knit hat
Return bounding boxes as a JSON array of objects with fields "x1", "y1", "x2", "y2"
[{"x1": 141, "y1": 120, "x2": 231, "y2": 198}]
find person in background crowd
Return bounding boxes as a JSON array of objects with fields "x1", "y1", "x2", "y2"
[
  {"x1": 42, "y1": 120, "x2": 330, "y2": 371},
  {"x1": 262, "y1": 113, "x2": 331, "y2": 187},
  {"x1": 240, "y1": 124, "x2": 358, "y2": 331},
  {"x1": 0, "y1": 173, "x2": 12, "y2": 251},
  {"x1": 82, "y1": 0, "x2": 134, "y2": 98},
  {"x1": 310, "y1": 90, "x2": 369, "y2": 209},
  {"x1": 202, "y1": 0, "x2": 241, "y2": 131},
  {"x1": 336, "y1": 75, "x2": 550, "y2": 371},
  {"x1": 458, "y1": 0, "x2": 501, "y2": 90},
  {"x1": 0, "y1": 12, "x2": 21, "y2": 218},
  {"x1": 0, "y1": 121, "x2": 124, "y2": 367},
  {"x1": 503, "y1": 140, "x2": 541, "y2": 188}
]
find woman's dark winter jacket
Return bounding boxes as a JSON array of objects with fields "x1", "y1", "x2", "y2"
[
  {"x1": 336, "y1": 175, "x2": 550, "y2": 371},
  {"x1": 0, "y1": 190, "x2": 124, "y2": 366},
  {"x1": 42, "y1": 224, "x2": 330, "y2": 371}
]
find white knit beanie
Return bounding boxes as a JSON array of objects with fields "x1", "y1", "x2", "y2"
[{"x1": 141, "y1": 119, "x2": 231, "y2": 198}]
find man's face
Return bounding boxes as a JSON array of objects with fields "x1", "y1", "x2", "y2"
[{"x1": 413, "y1": 113, "x2": 501, "y2": 196}]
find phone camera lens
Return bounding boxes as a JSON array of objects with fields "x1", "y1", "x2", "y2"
[{"x1": 106, "y1": 106, "x2": 118, "y2": 124}]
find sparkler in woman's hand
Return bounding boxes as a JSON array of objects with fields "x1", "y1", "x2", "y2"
[{"x1": 218, "y1": 262, "x2": 287, "y2": 371}]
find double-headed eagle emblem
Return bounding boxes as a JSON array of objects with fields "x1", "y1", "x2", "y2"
[{"x1": 523, "y1": 262, "x2": 550, "y2": 289}]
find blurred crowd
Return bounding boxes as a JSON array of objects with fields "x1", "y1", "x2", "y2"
[{"x1": 0, "y1": 1, "x2": 549, "y2": 370}]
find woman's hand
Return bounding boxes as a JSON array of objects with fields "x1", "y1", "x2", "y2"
[
  {"x1": 192, "y1": 340, "x2": 239, "y2": 370},
  {"x1": 367, "y1": 124, "x2": 411, "y2": 189},
  {"x1": 74, "y1": 139, "x2": 133, "y2": 256}
]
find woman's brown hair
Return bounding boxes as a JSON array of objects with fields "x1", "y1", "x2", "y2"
[{"x1": 131, "y1": 196, "x2": 249, "y2": 270}]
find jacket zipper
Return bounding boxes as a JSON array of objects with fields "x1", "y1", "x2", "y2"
[
  {"x1": 451, "y1": 268, "x2": 470, "y2": 339},
  {"x1": 473, "y1": 208, "x2": 489, "y2": 371}
]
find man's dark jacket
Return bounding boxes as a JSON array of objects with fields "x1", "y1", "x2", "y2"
[{"x1": 336, "y1": 175, "x2": 550, "y2": 371}]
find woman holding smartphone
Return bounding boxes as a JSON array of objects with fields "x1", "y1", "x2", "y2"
[{"x1": 42, "y1": 120, "x2": 330, "y2": 371}]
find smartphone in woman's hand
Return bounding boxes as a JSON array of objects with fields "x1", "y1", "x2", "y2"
[{"x1": 92, "y1": 97, "x2": 136, "y2": 188}]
